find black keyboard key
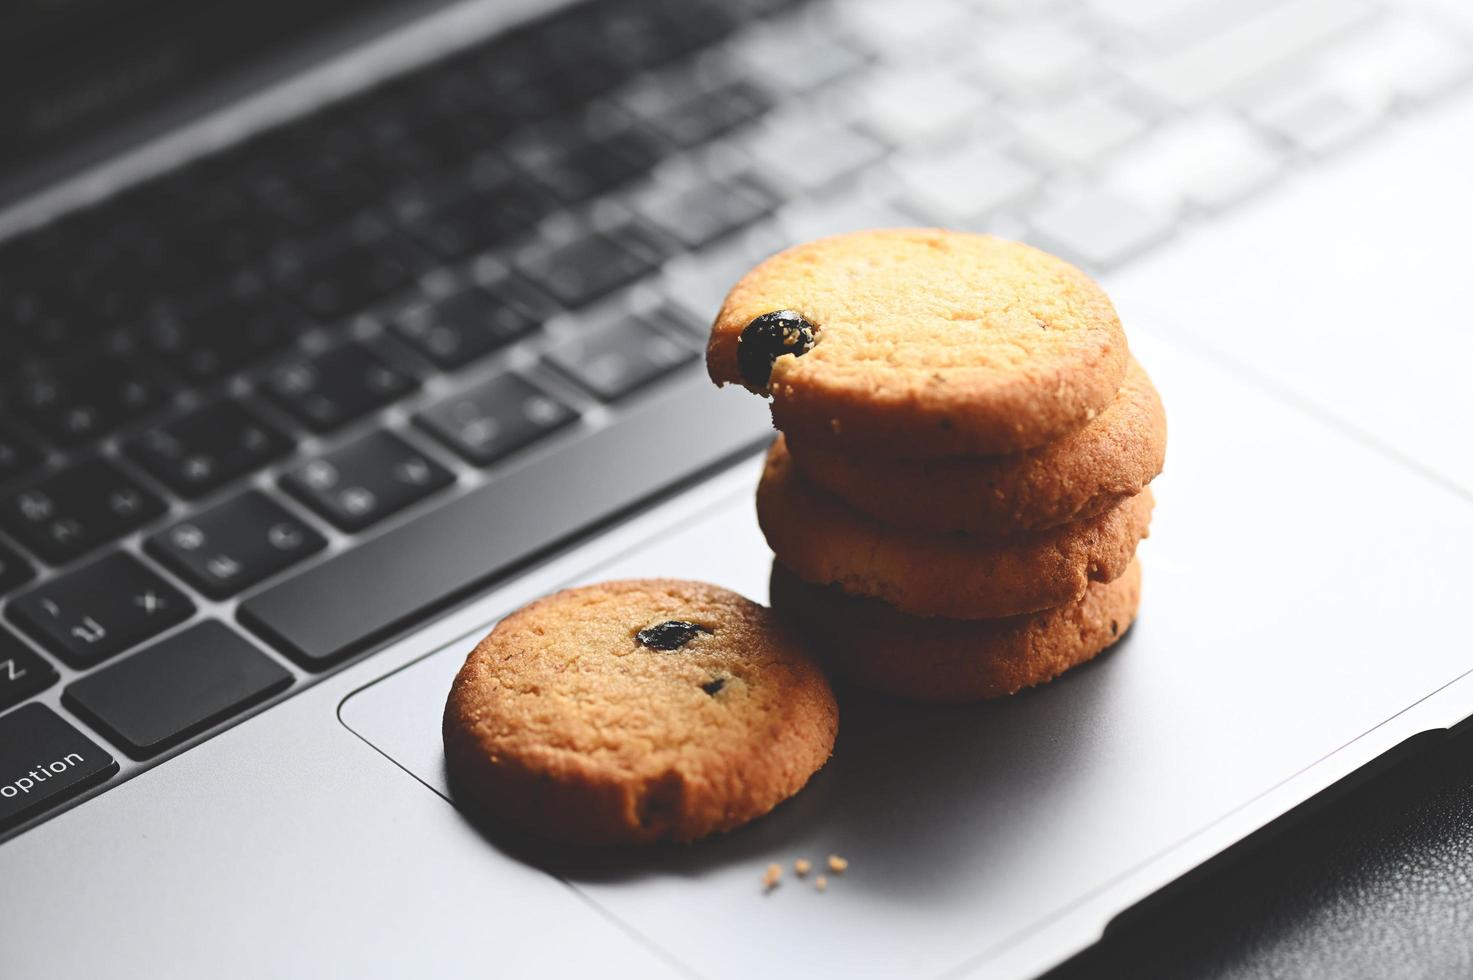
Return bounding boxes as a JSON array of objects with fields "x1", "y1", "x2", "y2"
[
  {"x1": 282, "y1": 430, "x2": 454, "y2": 532},
  {"x1": 145, "y1": 491, "x2": 326, "y2": 598},
  {"x1": 391, "y1": 283, "x2": 546, "y2": 369},
  {"x1": 271, "y1": 220, "x2": 429, "y2": 320},
  {"x1": 518, "y1": 228, "x2": 661, "y2": 309},
  {"x1": 645, "y1": 81, "x2": 773, "y2": 148},
  {"x1": 0, "y1": 459, "x2": 167, "y2": 565},
  {"x1": 480, "y1": 71, "x2": 567, "y2": 130},
  {"x1": 8, "y1": 354, "x2": 174, "y2": 447},
  {"x1": 9, "y1": 552, "x2": 194, "y2": 669},
  {"x1": 64, "y1": 622, "x2": 292, "y2": 760},
  {"x1": 0, "y1": 630, "x2": 57, "y2": 712},
  {"x1": 0, "y1": 541, "x2": 35, "y2": 596},
  {"x1": 0, "y1": 704, "x2": 117, "y2": 834},
  {"x1": 600, "y1": 0, "x2": 736, "y2": 68},
  {"x1": 125, "y1": 400, "x2": 291, "y2": 498},
  {"x1": 546, "y1": 313, "x2": 697, "y2": 401},
  {"x1": 590, "y1": 2, "x2": 699, "y2": 70},
  {"x1": 1, "y1": 281, "x2": 74, "y2": 355},
  {"x1": 358, "y1": 105, "x2": 468, "y2": 180},
  {"x1": 390, "y1": 150, "x2": 513, "y2": 202},
  {"x1": 245, "y1": 168, "x2": 329, "y2": 230},
  {"x1": 165, "y1": 196, "x2": 281, "y2": 276},
  {"x1": 142, "y1": 299, "x2": 304, "y2": 382},
  {"x1": 636, "y1": 174, "x2": 779, "y2": 250},
  {"x1": 415, "y1": 374, "x2": 575, "y2": 467},
  {"x1": 240, "y1": 373, "x2": 770, "y2": 669},
  {"x1": 0, "y1": 424, "x2": 43, "y2": 484},
  {"x1": 392, "y1": 173, "x2": 550, "y2": 261},
  {"x1": 3, "y1": 289, "x2": 84, "y2": 355},
  {"x1": 262, "y1": 343, "x2": 416, "y2": 432},
  {"x1": 543, "y1": 51, "x2": 638, "y2": 107},
  {"x1": 68, "y1": 260, "x2": 157, "y2": 323},
  {"x1": 520, "y1": 127, "x2": 668, "y2": 204}
]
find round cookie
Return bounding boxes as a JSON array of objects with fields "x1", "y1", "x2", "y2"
[
  {"x1": 769, "y1": 559, "x2": 1142, "y2": 701},
  {"x1": 785, "y1": 358, "x2": 1166, "y2": 535},
  {"x1": 756, "y1": 438, "x2": 1151, "y2": 619},
  {"x1": 443, "y1": 579, "x2": 838, "y2": 846},
  {"x1": 707, "y1": 229, "x2": 1129, "y2": 456}
]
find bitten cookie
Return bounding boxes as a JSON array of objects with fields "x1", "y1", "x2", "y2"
[
  {"x1": 757, "y1": 438, "x2": 1152, "y2": 619},
  {"x1": 770, "y1": 559, "x2": 1142, "y2": 701},
  {"x1": 785, "y1": 358, "x2": 1166, "y2": 534},
  {"x1": 443, "y1": 579, "x2": 838, "y2": 846},
  {"x1": 707, "y1": 229, "x2": 1129, "y2": 456}
]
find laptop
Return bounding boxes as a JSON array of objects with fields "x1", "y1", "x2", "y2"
[{"x1": 3, "y1": 0, "x2": 1472, "y2": 976}]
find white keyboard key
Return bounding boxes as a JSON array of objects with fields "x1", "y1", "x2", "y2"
[
  {"x1": 848, "y1": 67, "x2": 988, "y2": 144},
  {"x1": 894, "y1": 142, "x2": 1041, "y2": 221},
  {"x1": 966, "y1": 0, "x2": 1067, "y2": 18},
  {"x1": 1089, "y1": 0, "x2": 1278, "y2": 49},
  {"x1": 728, "y1": 19, "x2": 867, "y2": 94},
  {"x1": 1089, "y1": 0, "x2": 1207, "y2": 38},
  {"x1": 746, "y1": 114, "x2": 888, "y2": 193},
  {"x1": 832, "y1": 0, "x2": 975, "y2": 55},
  {"x1": 968, "y1": 24, "x2": 1095, "y2": 97},
  {"x1": 1247, "y1": 82, "x2": 1387, "y2": 155},
  {"x1": 663, "y1": 233, "x2": 784, "y2": 321},
  {"x1": 1105, "y1": 114, "x2": 1281, "y2": 212},
  {"x1": 1320, "y1": 16, "x2": 1473, "y2": 104},
  {"x1": 1121, "y1": 0, "x2": 1379, "y2": 107},
  {"x1": 777, "y1": 196, "x2": 913, "y2": 245},
  {"x1": 1416, "y1": 0, "x2": 1473, "y2": 35},
  {"x1": 1008, "y1": 93, "x2": 1148, "y2": 166},
  {"x1": 1029, "y1": 187, "x2": 1173, "y2": 269}
]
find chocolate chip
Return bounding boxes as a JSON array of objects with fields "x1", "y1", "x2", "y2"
[
  {"x1": 701, "y1": 677, "x2": 726, "y2": 696},
  {"x1": 636, "y1": 620, "x2": 712, "y2": 651},
  {"x1": 737, "y1": 310, "x2": 816, "y2": 389}
]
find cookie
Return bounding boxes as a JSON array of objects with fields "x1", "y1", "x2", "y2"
[
  {"x1": 756, "y1": 438, "x2": 1152, "y2": 619},
  {"x1": 770, "y1": 559, "x2": 1142, "y2": 701},
  {"x1": 707, "y1": 229, "x2": 1129, "y2": 456},
  {"x1": 784, "y1": 358, "x2": 1166, "y2": 534},
  {"x1": 442, "y1": 579, "x2": 838, "y2": 846}
]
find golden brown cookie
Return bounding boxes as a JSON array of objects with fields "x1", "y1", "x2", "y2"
[
  {"x1": 769, "y1": 559, "x2": 1142, "y2": 701},
  {"x1": 756, "y1": 438, "x2": 1151, "y2": 619},
  {"x1": 707, "y1": 229, "x2": 1129, "y2": 456},
  {"x1": 785, "y1": 358, "x2": 1166, "y2": 534},
  {"x1": 443, "y1": 579, "x2": 837, "y2": 846}
]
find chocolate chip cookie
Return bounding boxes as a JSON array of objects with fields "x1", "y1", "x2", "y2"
[
  {"x1": 784, "y1": 358, "x2": 1166, "y2": 534},
  {"x1": 707, "y1": 228, "x2": 1129, "y2": 456},
  {"x1": 770, "y1": 559, "x2": 1142, "y2": 701},
  {"x1": 443, "y1": 579, "x2": 838, "y2": 846},
  {"x1": 756, "y1": 437, "x2": 1152, "y2": 619}
]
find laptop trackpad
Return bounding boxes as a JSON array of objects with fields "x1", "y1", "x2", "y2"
[{"x1": 341, "y1": 315, "x2": 1473, "y2": 979}]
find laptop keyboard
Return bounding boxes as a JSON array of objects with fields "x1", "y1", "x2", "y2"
[{"x1": 1, "y1": 0, "x2": 1470, "y2": 838}]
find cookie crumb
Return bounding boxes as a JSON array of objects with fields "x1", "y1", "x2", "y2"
[
  {"x1": 794, "y1": 858, "x2": 812, "y2": 877},
  {"x1": 815, "y1": 875, "x2": 828, "y2": 892},
  {"x1": 762, "y1": 862, "x2": 782, "y2": 891},
  {"x1": 827, "y1": 854, "x2": 848, "y2": 874}
]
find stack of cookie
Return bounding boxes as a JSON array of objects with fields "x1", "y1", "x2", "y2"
[{"x1": 705, "y1": 229, "x2": 1165, "y2": 701}]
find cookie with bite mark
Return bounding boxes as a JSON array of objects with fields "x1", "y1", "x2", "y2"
[{"x1": 707, "y1": 229, "x2": 1129, "y2": 457}]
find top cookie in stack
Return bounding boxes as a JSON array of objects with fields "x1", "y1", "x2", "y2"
[{"x1": 705, "y1": 229, "x2": 1165, "y2": 701}]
